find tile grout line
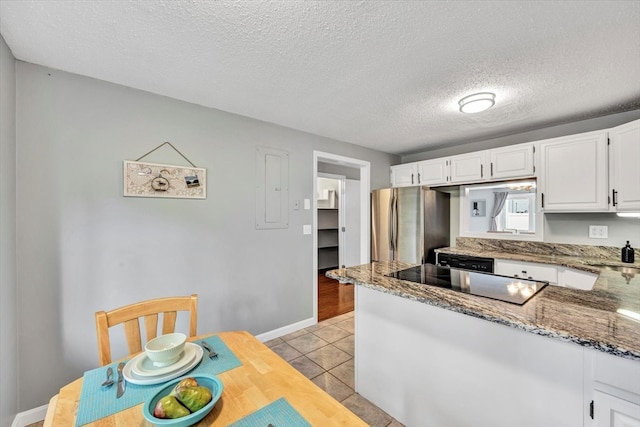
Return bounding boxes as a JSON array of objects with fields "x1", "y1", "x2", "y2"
[{"x1": 266, "y1": 312, "x2": 402, "y2": 427}]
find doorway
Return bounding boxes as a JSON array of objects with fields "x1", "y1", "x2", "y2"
[
  {"x1": 313, "y1": 151, "x2": 370, "y2": 323},
  {"x1": 317, "y1": 173, "x2": 343, "y2": 272}
]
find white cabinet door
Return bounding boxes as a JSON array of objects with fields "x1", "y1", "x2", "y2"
[
  {"x1": 390, "y1": 163, "x2": 418, "y2": 187},
  {"x1": 585, "y1": 347, "x2": 640, "y2": 427},
  {"x1": 343, "y1": 179, "x2": 361, "y2": 268},
  {"x1": 449, "y1": 151, "x2": 488, "y2": 184},
  {"x1": 417, "y1": 158, "x2": 449, "y2": 186},
  {"x1": 539, "y1": 130, "x2": 609, "y2": 212},
  {"x1": 609, "y1": 119, "x2": 640, "y2": 211},
  {"x1": 494, "y1": 259, "x2": 558, "y2": 284},
  {"x1": 494, "y1": 259, "x2": 599, "y2": 290},
  {"x1": 489, "y1": 143, "x2": 535, "y2": 180},
  {"x1": 592, "y1": 390, "x2": 640, "y2": 427}
]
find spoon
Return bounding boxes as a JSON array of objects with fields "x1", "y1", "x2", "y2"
[{"x1": 101, "y1": 367, "x2": 114, "y2": 387}]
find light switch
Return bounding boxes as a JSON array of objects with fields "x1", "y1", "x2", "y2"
[
  {"x1": 304, "y1": 199, "x2": 311, "y2": 210},
  {"x1": 303, "y1": 224, "x2": 312, "y2": 235}
]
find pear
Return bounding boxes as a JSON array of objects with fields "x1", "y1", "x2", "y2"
[
  {"x1": 171, "y1": 377, "x2": 199, "y2": 396},
  {"x1": 174, "y1": 385, "x2": 213, "y2": 413},
  {"x1": 153, "y1": 395, "x2": 190, "y2": 419}
]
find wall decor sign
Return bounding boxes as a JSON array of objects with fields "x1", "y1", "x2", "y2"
[
  {"x1": 471, "y1": 199, "x2": 486, "y2": 217},
  {"x1": 123, "y1": 142, "x2": 206, "y2": 199}
]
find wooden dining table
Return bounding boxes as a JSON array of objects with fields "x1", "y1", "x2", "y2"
[{"x1": 44, "y1": 330, "x2": 367, "y2": 426}]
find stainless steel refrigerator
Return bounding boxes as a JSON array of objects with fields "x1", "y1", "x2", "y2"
[{"x1": 371, "y1": 187, "x2": 450, "y2": 264}]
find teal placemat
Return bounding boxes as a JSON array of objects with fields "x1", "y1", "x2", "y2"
[
  {"x1": 75, "y1": 335, "x2": 241, "y2": 426},
  {"x1": 228, "y1": 397, "x2": 312, "y2": 427}
]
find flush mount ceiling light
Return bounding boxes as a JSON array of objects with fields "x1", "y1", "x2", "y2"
[{"x1": 459, "y1": 92, "x2": 496, "y2": 113}]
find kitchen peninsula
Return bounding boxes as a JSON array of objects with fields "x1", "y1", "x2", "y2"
[{"x1": 327, "y1": 240, "x2": 640, "y2": 426}]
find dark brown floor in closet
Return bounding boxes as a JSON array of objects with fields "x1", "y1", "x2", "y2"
[{"x1": 318, "y1": 271, "x2": 354, "y2": 322}]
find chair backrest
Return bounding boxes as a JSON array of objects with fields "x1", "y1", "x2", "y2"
[{"x1": 95, "y1": 294, "x2": 198, "y2": 366}]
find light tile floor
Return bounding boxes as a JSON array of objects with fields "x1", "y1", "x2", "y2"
[{"x1": 265, "y1": 312, "x2": 405, "y2": 427}]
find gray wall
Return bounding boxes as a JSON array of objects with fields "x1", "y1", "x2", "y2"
[
  {"x1": 403, "y1": 111, "x2": 640, "y2": 247},
  {"x1": 0, "y1": 35, "x2": 17, "y2": 426},
  {"x1": 544, "y1": 214, "x2": 640, "y2": 247},
  {"x1": 14, "y1": 61, "x2": 397, "y2": 411}
]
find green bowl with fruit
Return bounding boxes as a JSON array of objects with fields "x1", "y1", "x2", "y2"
[{"x1": 142, "y1": 374, "x2": 223, "y2": 427}]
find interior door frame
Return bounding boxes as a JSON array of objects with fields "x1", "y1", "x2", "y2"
[{"x1": 313, "y1": 151, "x2": 370, "y2": 323}]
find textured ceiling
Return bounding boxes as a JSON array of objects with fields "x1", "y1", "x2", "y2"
[{"x1": 1, "y1": 0, "x2": 639, "y2": 155}]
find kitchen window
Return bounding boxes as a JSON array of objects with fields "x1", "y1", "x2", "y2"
[{"x1": 459, "y1": 180, "x2": 543, "y2": 241}]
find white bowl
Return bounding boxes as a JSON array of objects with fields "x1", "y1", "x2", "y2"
[{"x1": 145, "y1": 333, "x2": 187, "y2": 367}]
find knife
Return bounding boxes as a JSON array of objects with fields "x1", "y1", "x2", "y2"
[{"x1": 116, "y1": 362, "x2": 126, "y2": 398}]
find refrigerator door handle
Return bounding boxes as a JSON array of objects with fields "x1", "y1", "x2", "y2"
[
  {"x1": 392, "y1": 190, "x2": 399, "y2": 259},
  {"x1": 388, "y1": 191, "x2": 395, "y2": 256}
]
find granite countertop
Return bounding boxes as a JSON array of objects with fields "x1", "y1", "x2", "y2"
[
  {"x1": 434, "y1": 243, "x2": 640, "y2": 274},
  {"x1": 327, "y1": 239, "x2": 640, "y2": 361}
]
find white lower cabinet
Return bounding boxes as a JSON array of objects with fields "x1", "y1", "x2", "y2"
[
  {"x1": 592, "y1": 390, "x2": 640, "y2": 427},
  {"x1": 558, "y1": 267, "x2": 599, "y2": 291},
  {"x1": 495, "y1": 259, "x2": 598, "y2": 290},
  {"x1": 495, "y1": 259, "x2": 558, "y2": 283},
  {"x1": 585, "y1": 350, "x2": 640, "y2": 427}
]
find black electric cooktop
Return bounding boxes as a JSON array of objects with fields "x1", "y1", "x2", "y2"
[{"x1": 387, "y1": 264, "x2": 547, "y2": 305}]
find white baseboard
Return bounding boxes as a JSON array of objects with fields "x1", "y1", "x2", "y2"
[
  {"x1": 11, "y1": 404, "x2": 47, "y2": 427},
  {"x1": 255, "y1": 316, "x2": 316, "y2": 342}
]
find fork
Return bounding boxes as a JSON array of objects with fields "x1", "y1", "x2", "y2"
[{"x1": 201, "y1": 341, "x2": 218, "y2": 359}]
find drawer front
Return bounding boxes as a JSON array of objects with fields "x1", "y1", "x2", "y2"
[{"x1": 495, "y1": 259, "x2": 558, "y2": 283}]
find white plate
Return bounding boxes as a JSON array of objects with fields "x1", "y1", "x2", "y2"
[
  {"x1": 132, "y1": 345, "x2": 196, "y2": 377},
  {"x1": 123, "y1": 343, "x2": 203, "y2": 385}
]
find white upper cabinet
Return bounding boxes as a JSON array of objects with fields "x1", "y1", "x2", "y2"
[
  {"x1": 392, "y1": 159, "x2": 449, "y2": 187},
  {"x1": 416, "y1": 158, "x2": 449, "y2": 186},
  {"x1": 389, "y1": 120, "x2": 636, "y2": 204},
  {"x1": 449, "y1": 151, "x2": 488, "y2": 184},
  {"x1": 489, "y1": 143, "x2": 535, "y2": 180},
  {"x1": 539, "y1": 130, "x2": 609, "y2": 212},
  {"x1": 391, "y1": 142, "x2": 536, "y2": 187},
  {"x1": 609, "y1": 119, "x2": 640, "y2": 211},
  {"x1": 390, "y1": 163, "x2": 418, "y2": 187}
]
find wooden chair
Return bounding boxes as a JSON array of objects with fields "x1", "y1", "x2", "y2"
[{"x1": 95, "y1": 294, "x2": 198, "y2": 366}]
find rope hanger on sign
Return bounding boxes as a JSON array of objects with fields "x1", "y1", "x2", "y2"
[{"x1": 135, "y1": 141, "x2": 198, "y2": 168}]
